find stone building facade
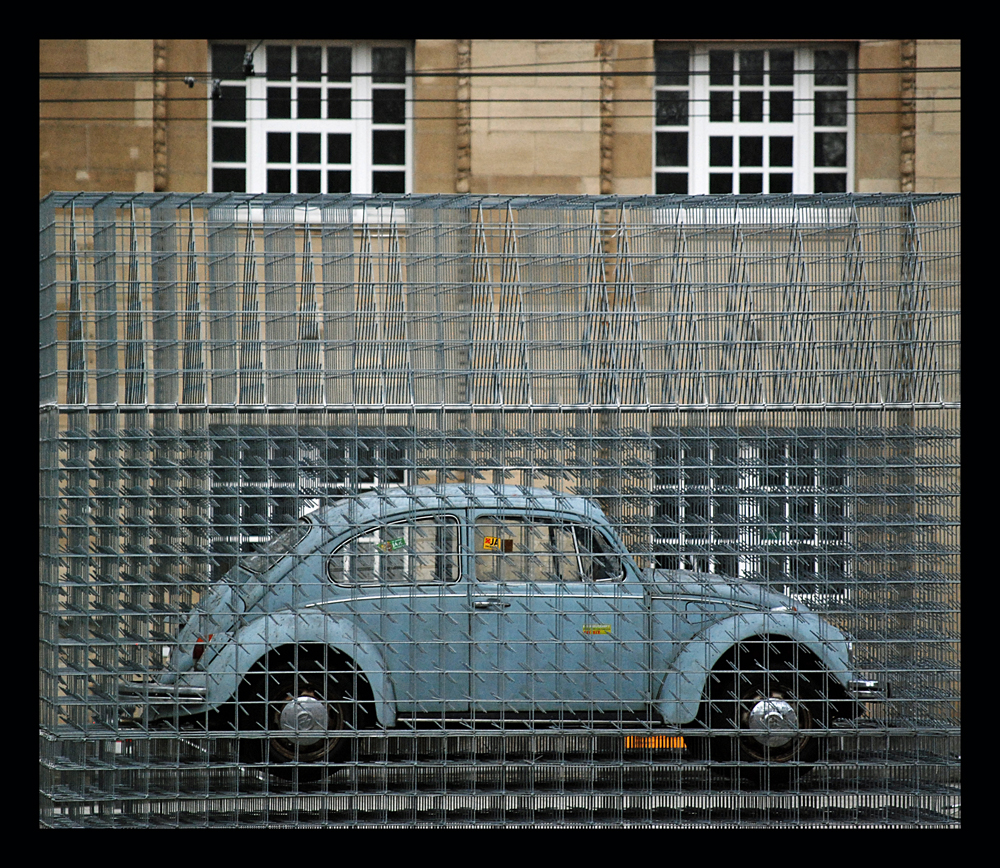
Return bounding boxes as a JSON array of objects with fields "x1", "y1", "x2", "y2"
[{"x1": 40, "y1": 39, "x2": 960, "y2": 199}]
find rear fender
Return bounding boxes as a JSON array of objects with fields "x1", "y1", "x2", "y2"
[{"x1": 202, "y1": 611, "x2": 397, "y2": 727}]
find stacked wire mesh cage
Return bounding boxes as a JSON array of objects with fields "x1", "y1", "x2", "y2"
[{"x1": 40, "y1": 193, "x2": 960, "y2": 827}]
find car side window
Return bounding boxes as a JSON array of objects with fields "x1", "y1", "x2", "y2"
[
  {"x1": 328, "y1": 515, "x2": 459, "y2": 585},
  {"x1": 474, "y1": 516, "x2": 621, "y2": 583}
]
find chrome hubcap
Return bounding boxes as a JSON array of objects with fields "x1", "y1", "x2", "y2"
[
  {"x1": 278, "y1": 695, "x2": 328, "y2": 746},
  {"x1": 747, "y1": 697, "x2": 798, "y2": 747}
]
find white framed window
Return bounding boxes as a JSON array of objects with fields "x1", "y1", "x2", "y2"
[
  {"x1": 654, "y1": 44, "x2": 854, "y2": 194},
  {"x1": 653, "y1": 430, "x2": 851, "y2": 603},
  {"x1": 210, "y1": 41, "x2": 412, "y2": 195}
]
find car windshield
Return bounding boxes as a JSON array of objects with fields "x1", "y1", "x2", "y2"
[{"x1": 241, "y1": 519, "x2": 312, "y2": 574}]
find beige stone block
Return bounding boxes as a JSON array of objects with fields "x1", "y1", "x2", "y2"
[
  {"x1": 536, "y1": 40, "x2": 599, "y2": 66},
  {"x1": 473, "y1": 40, "x2": 538, "y2": 80},
  {"x1": 614, "y1": 177, "x2": 655, "y2": 196},
  {"x1": 856, "y1": 178, "x2": 901, "y2": 193},
  {"x1": 471, "y1": 130, "x2": 536, "y2": 177},
  {"x1": 88, "y1": 40, "x2": 152, "y2": 73},
  {"x1": 484, "y1": 85, "x2": 592, "y2": 133},
  {"x1": 916, "y1": 40, "x2": 960, "y2": 71},
  {"x1": 40, "y1": 40, "x2": 87, "y2": 72},
  {"x1": 916, "y1": 176, "x2": 961, "y2": 193},
  {"x1": 534, "y1": 131, "x2": 599, "y2": 177},
  {"x1": 916, "y1": 133, "x2": 960, "y2": 184},
  {"x1": 613, "y1": 132, "x2": 653, "y2": 180},
  {"x1": 856, "y1": 132, "x2": 900, "y2": 182},
  {"x1": 473, "y1": 174, "x2": 587, "y2": 195},
  {"x1": 415, "y1": 39, "x2": 458, "y2": 74}
]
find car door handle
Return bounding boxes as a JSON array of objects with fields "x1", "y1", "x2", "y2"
[{"x1": 474, "y1": 598, "x2": 511, "y2": 610}]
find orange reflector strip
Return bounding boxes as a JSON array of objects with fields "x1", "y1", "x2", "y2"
[{"x1": 624, "y1": 735, "x2": 686, "y2": 749}]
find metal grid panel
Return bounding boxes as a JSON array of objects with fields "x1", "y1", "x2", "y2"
[{"x1": 40, "y1": 193, "x2": 960, "y2": 827}]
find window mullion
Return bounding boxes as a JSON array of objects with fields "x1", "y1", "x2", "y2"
[
  {"x1": 353, "y1": 45, "x2": 373, "y2": 194},
  {"x1": 689, "y1": 49, "x2": 710, "y2": 194},
  {"x1": 793, "y1": 47, "x2": 814, "y2": 192}
]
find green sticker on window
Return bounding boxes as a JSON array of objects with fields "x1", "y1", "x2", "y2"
[{"x1": 377, "y1": 537, "x2": 406, "y2": 552}]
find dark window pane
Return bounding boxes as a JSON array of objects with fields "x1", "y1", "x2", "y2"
[
  {"x1": 710, "y1": 173, "x2": 732, "y2": 193},
  {"x1": 769, "y1": 173, "x2": 793, "y2": 193},
  {"x1": 655, "y1": 49, "x2": 688, "y2": 86},
  {"x1": 328, "y1": 87, "x2": 351, "y2": 119},
  {"x1": 299, "y1": 46, "x2": 322, "y2": 81},
  {"x1": 212, "y1": 127, "x2": 245, "y2": 162},
  {"x1": 709, "y1": 91, "x2": 732, "y2": 122},
  {"x1": 656, "y1": 132, "x2": 688, "y2": 167},
  {"x1": 656, "y1": 91, "x2": 688, "y2": 125},
  {"x1": 815, "y1": 92, "x2": 847, "y2": 126},
  {"x1": 740, "y1": 136, "x2": 763, "y2": 166},
  {"x1": 267, "y1": 86, "x2": 292, "y2": 119},
  {"x1": 815, "y1": 50, "x2": 848, "y2": 86},
  {"x1": 770, "y1": 136, "x2": 793, "y2": 167},
  {"x1": 298, "y1": 170, "x2": 321, "y2": 193},
  {"x1": 814, "y1": 173, "x2": 846, "y2": 193},
  {"x1": 298, "y1": 133, "x2": 321, "y2": 163},
  {"x1": 267, "y1": 132, "x2": 291, "y2": 163},
  {"x1": 710, "y1": 136, "x2": 732, "y2": 167},
  {"x1": 770, "y1": 92, "x2": 793, "y2": 123},
  {"x1": 267, "y1": 45, "x2": 291, "y2": 81},
  {"x1": 373, "y1": 170, "x2": 405, "y2": 193},
  {"x1": 327, "y1": 170, "x2": 351, "y2": 193},
  {"x1": 815, "y1": 131, "x2": 846, "y2": 166},
  {"x1": 373, "y1": 47, "x2": 406, "y2": 83},
  {"x1": 373, "y1": 129, "x2": 405, "y2": 165},
  {"x1": 740, "y1": 173, "x2": 763, "y2": 193},
  {"x1": 709, "y1": 50, "x2": 733, "y2": 85},
  {"x1": 373, "y1": 89, "x2": 406, "y2": 125},
  {"x1": 327, "y1": 133, "x2": 351, "y2": 164},
  {"x1": 655, "y1": 173, "x2": 687, "y2": 194},
  {"x1": 298, "y1": 87, "x2": 322, "y2": 119},
  {"x1": 740, "y1": 50, "x2": 764, "y2": 85},
  {"x1": 740, "y1": 91, "x2": 763, "y2": 122},
  {"x1": 267, "y1": 169, "x2": 291, "y2": 193},
  {"x1": 211, "y1": 44, "x2": 246, "y2": 79},
  {"x1": 770, "y1": 50, "x2": 794, "y2": 86},
  {"x1": 214, "y1": 85, "x2": 245, "y2": 121},
  {"x1": 213, "y1": 168, "x2": 245, "y2": 193},
  {"x1": 328, "y1": 46, "x2": 352, "y2": 82}
]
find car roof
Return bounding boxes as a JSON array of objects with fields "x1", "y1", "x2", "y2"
[{"x1": 312, "y1": 484, "x2": 610, "y2": 531}]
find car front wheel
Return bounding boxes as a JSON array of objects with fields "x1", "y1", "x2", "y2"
[{"x1": 708, "y1": 644, "x2": 824, "y2": 788}]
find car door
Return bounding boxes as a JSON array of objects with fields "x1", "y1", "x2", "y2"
[
  {"x1": 327, "y1": 513, "x2": 470, "y2": 713},
  {"x1": 469, "y1": 511, "x2": 648, "y2": 716}
]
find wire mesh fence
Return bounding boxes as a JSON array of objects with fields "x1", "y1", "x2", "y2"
[{"x1": 40, "y1": 193, "x2": 960, "y2": 827}]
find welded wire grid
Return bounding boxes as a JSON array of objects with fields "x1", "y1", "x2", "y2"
[{"x1": 40, "y1": 193, "x2": 960, "y2": 828}]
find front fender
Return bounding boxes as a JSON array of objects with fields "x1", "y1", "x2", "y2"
[
  {"x1": 653, "y1": 612, "x2": 853, "y2": 725},
  {"x1": 200, "y1": 610, "x2": 398, "y2": 728}
]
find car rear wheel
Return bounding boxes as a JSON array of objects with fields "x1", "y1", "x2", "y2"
[{"x1": 238, "y1": 651, "x2": 356, "y2": 782}]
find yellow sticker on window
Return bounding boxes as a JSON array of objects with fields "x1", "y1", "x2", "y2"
[
  {"x1": 583, "y1": 624, "x2": 612, "y2": 635},
  {"x1": 483, "y1": 537, "x2": 513, "y2": 553}
]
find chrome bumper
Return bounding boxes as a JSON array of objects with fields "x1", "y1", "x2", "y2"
[
  {"x1": 118, "y1": 676, "x2": 208, "y2": 705},
  {"x1": 848, "y1": 678, "x2": 889, "y2": 700}
]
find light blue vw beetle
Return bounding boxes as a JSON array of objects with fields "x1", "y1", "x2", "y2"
[{"x1": 122, "y1": 485, "x2": 882, "y2": 782}]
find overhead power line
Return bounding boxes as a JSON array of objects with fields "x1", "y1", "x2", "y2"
[{"x1": 39, "y1": 65, "x2": 961, "y2": 82}]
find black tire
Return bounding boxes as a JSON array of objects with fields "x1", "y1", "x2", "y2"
[
  {"x1": 707, "y1": 643, "x2": 825, "y2": 789},
  {"x1": 237, "y1": 650, "x2": 357, "y2": 782}
]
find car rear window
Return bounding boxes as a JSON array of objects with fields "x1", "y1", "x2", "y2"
[{"x1": 328, "y1": 515, "x2": 459, "y2": 585}]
